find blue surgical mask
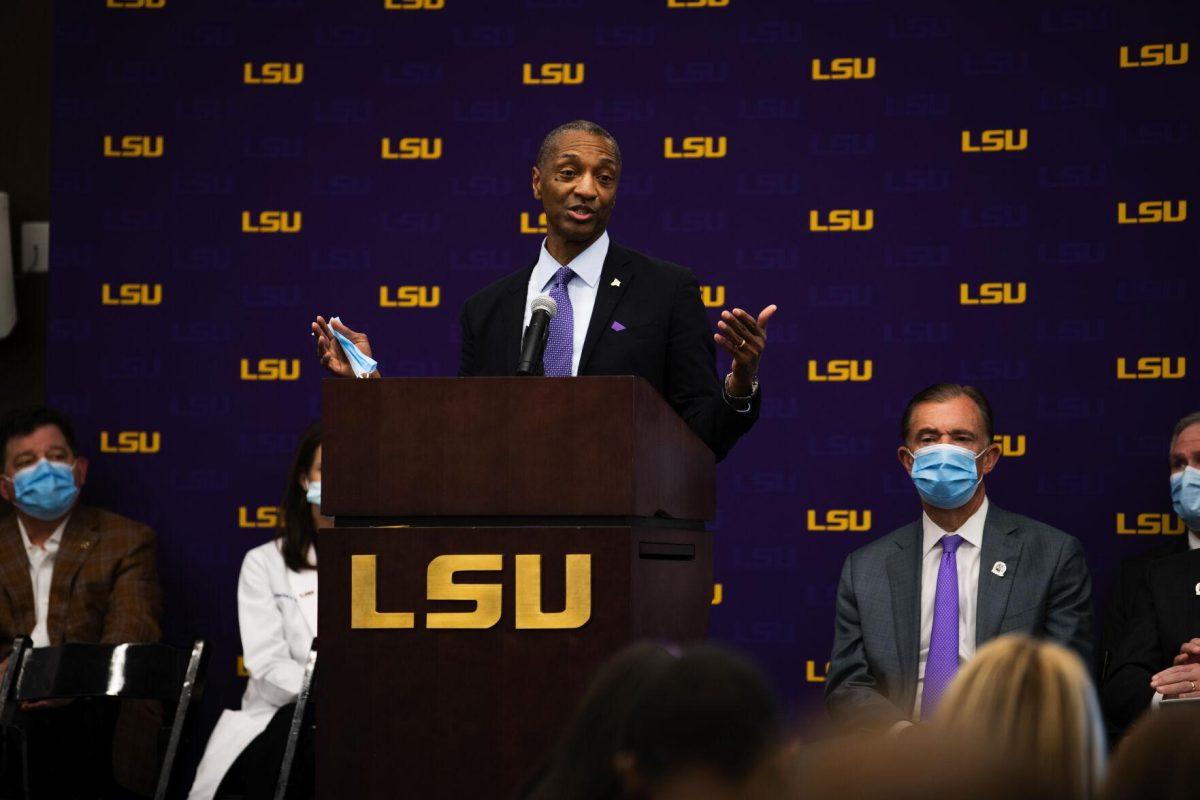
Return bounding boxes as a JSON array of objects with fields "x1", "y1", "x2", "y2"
[
  {"x1": 1171, "y1": 466, "x2": 1200, "y2": 531},
  {"x1": 305, "y1": 480, "x2": 321, "y2": 506},
  {"x1": 6, "y1": 459, "x2": 80, "y2": 521},
  {"x1": 905, "y1": 443, "x2": 985, "y2": 510}
]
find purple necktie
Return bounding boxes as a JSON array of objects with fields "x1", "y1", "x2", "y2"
[
  {"x1": 921, "y1": 533, "x2": 963, "y2": 718},
  {"x1": 542, "y1": 266, "x2": 575, "y2": 377}
]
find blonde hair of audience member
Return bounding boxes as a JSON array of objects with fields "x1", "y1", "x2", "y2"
[{"x1": 934, "y1": 634, "x2": 1106, "y2": 800}]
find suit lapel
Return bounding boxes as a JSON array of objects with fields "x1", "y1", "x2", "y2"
[
  {"x1": 578, "y1": 244, "x2": 633, "y2": 375},
  {"x1": 500, "y1": 266, "x2": 535, "y2": 376},
  {"x1": 0, "y1": 515, "x2": 35, "y2": 636},
  {"x1": 1186, "y1": 550, "x2": 1200, "y2": 641},
  {"x1": 974, "y1": 504, "x2": 1023, "y2": 647},
  {"x1": 46, "y1": 508, "x2": 97, "y2": 644},
  {"x1": 885, "y1": 522, "x2": 923, "y2": 709}
]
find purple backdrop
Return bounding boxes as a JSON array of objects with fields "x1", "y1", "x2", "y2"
[{"x1": 47, "y1": 0, "x2": 1196, "y2": 770}]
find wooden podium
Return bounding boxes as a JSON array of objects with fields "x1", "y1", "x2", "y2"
[{"x1": 318, "y1": 377, "x2": 715, "y2": 799}]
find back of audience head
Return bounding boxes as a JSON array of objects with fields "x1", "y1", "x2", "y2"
[
  {"x1": 1102, "y1": 705, "x2": 1200, "y2": 800},
  {"x1": 934, "y1": 634, "x2": 1106, "y2": 800},
  {"x1": 530, "y1": 642, "x2": 784, "y2": 800},
  {"x1": 613, "y1": 643, "x2": 784, "y2": 800}
]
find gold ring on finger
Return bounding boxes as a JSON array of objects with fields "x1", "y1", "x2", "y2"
[{"x1": 738, "y1": 338, "x2": 746, "y2": 349}]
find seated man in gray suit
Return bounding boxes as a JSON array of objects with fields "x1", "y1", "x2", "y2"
[{"x1": 825, "y1": 383, "x2": 1094, "y2": 730}]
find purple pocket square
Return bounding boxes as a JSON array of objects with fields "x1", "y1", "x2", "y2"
[{"x1": 611, "y1": 321, "x2": 626, "y2": 332}]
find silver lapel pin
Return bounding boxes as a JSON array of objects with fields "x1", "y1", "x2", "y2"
[
  {"x1": 991, "y1": 561, "x2": 1007, "y2": 577},
  {"x1": 611, "y1": 278, "x2": 621, "y2": 287},
  {"x1": 1194, "y1": 582, "x2": 1199, "y2": 596}
]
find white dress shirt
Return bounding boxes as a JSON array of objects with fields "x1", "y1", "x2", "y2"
[
  {"x1": 522, "y1": 230, "x2": 609, "y2": 376},
  {"x1": 912, "y1": 497, "x2": 989, "y2": 717},
  {"x1": 17, "y1": 516, "x2": 70, "y2": 648}
]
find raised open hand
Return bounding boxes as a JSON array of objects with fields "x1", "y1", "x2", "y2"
[
  {"x1": 714, "y1": 304, "x2": 779, "y2": 396},
  {"x1": 311, "y1": 316, "x2": 376, "y2": 378}
]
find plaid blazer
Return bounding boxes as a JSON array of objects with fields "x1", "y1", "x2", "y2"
[{"x1": 0, "y1": 504, "x2": 162, "y2": 654}]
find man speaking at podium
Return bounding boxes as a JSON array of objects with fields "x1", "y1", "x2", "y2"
[{"x1": 313, "y1": 120, "x2": 777, "y2": 460}]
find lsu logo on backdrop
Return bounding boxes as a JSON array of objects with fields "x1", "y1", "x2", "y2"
[
  {"x1": 959, "y1": 282, "x2": 1027, "y2": 305},
  {"x1": 809, "y1": 209, "x2": 873, "y2": 232},
  {"x1": 806, "y1": 510, "x2": 872, "y2": 532},
  {"x1": 712, "y1": 583, "x2": 723, "y2": 606},
  {"x1": 106, "y1": 0, "x2": 165, "y2": 8},
  {"x1": 994, "y1": 434, "x2": 1026, "y2": 457},
  {"x1": 961, "y1": 129, "x2": 1027, "y2": 152},
  {"x1": 380, "y1": 137, "x2": 443, "y2": 160},
  {"x1": 102, "y1": 135, "x2": 163, "y2": 158},
  {"x1": 663, "y1": 136, "x2": 727, "y2": 159},
  {"x1": 811, "y1": 57, "x2": 876, "y2": 80},
  {"x1": 238, "y1": 506, "x2": 281, "y2": 528},
  {"x1": 351, "y1": 554, "x2": 591, "y2": 630},
  {"x1": 522, "y1": 63, "x2": 585, "y2": 85},
  {"x1": 101, "y1": 283, "x2": 162, "y2": 306},
  {"x1": 379, "y1": 285, "x2": 441, "y2": 308},
  {"x1": 1116, "y1": 357, "x2": 1186, "y2": 380},
  {"x1": 1117, "y1": 200, "x2": 1187, "y2": 224},
  {"x1": 520, "y1": 211, "x2": 548, "y2": 234},
  {"x1": 100, "y1": 431, "x2": 161, "y2": 454},
  {"x1": 384, "y1": 0, "x2": 443, "y2": 8},
  {"x1": 806, "y1": 660, "x2": 830, "y2": 683},
  {"x1": 1116, "y1": 513, "x2": 1185, "y2": 535},
  {"x1": 243, "y1": 63, "x2": 304, "y2": 85},
  {"x1": 241, "y1": 211, "x2": 301, "y2": 233},
  {"x1": 700, "y1": 285, "x2": 725, "y2": 308},
  {"x1": 1119, "y1": 43, "x2": 1189, "y2": 68},
  {"x1": 807, "y1": 360, "x2": 873, "y2": 382},
  {"x1": 240, "y1": 359, "x2": 301, "y2": 381},
  {"x1": 667, "y1": 0, "x2": 729, "y2": 7}
]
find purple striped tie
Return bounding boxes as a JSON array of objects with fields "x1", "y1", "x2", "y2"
[
  {"x1": 543, "y1": 266, "x2": 575, "y2": 377},
  {"x1": 921, "y1": 533, "x2": 963, "y2": 718}
]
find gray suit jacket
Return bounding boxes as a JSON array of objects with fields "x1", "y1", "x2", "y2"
[{"x1": 824, "y1": 503, "x2": 1094, "y2": 729}]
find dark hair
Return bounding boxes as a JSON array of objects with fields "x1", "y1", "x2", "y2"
[
  {"x1": 1170, "y1": 411, "x2": 1200, "y2": 450},
  {"x1": 524, "y1": 642, "x2": 678, "y2": 800},
  {"x1": 620, "y1": 643, "x2": 781, "y2": 786},
  {"x1": 900, "y1": 383, "x2": 994, "y2": 443},
  {"x1": 0, "y1": 407, "x2": 79, "y2": 463},
  {"x1": 536, "y1": 120, "x2": 622, "y2": 169},
  {"x1": 277, "y1": 422, "x2": 321, "y2": 572},
  {"x1": 1102, "y1": 706, "x2": 1200, "y2": 800}
]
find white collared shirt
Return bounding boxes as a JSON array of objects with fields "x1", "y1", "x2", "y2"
[
  {"x1": 16, "y1": 516, "x2": 70, "y2": 648},
  {"x1": 1189, "y1": 529, "x2": 1200, "y2": 551},
  {"x1": 522, "y1": 230, "x2": 610, "y2": 376},
  {"x1": 912, "y1": 496, "x2": 989, "y2": 717}
]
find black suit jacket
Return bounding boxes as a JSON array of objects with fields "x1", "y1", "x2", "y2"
[
  {"x1": 458, "y1": 241, "x2": 759, "y2": 460},
  {"x1": 1101, "y1": 547, "x2": 1200, "y2": 732}
]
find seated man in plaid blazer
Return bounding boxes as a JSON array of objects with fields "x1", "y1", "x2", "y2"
[{"x1": 0, "y1": 406, "x2": 163, "y2": 797}]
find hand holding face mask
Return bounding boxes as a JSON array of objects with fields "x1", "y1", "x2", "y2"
[
  {"x1": 4, "y1": 459, "x2": 80, "y2": 521},
  {"x1": 904, "y1": 443, "x2": 986, "y2": 510}
]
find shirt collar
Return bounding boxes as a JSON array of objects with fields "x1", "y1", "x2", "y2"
[
  {"x1": 533, "y1": 230, "x2": 609, "y2": 293},
  {"x1": 1189, "y1": 529, "x2": 1200, "y2": 551},
  {"x1": 16, "y1": 515, "x2": 70, "y2": 554},
  {"x1": 922, "y1": 496, "x2": 989, "y2": 555}
]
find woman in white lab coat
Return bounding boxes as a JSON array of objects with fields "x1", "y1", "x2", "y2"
[{"x1": 189, "y1": 424, "x2": 327, "y2": 800}]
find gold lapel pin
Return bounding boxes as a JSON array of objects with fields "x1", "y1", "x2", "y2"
[
  {"x1": 611, "y1": 278, "x2": 621, "y2": 287},
  {"x1": 79, "y1": 540, "x2": 92, "y2": 550}
]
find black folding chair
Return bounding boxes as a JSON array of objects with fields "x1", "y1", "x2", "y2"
[
  {"x1": 0, "y1": 637, "x2": 207, "y2": 800},
  {"x1": 273, "y1": 641, "x2": 316, "y2": 800}
]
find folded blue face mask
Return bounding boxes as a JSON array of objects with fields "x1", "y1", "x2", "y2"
[
  {"x1": 305, "y1": 480, "x2": 321, "y2": 506},
  {"x1": 6, "y1": 458, "x2": 80, "y2": 521},
  {"x1": 1171, "y1": 466, "x2": 1200, "y2": 530},
  {"x1": 328, "y1": 316, "x2": 378, "y2": 378},
  {"x1": 905, "y1": 443, "x2": 985, "y2": 510}
]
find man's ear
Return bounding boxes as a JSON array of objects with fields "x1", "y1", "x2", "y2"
[
  {"x1": 896, "y1": 446, "x2": 914, "y2": 474},
  {"x1": 979, "y1": 443, "x2": 1001, "y2": 476},
  {"x1": 0, "y1": 475, "x2": 13, "y2": 503},
  {"x1": 73, "y1": 457, "x2": 89, "y2": 488},
  {"x1": 531, "y1": 166, "x2": 542, "y2": 200}
]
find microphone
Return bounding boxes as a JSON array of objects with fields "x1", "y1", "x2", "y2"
[{"x1": 515, "y1": 294, "x2": 558, "y2": 376}]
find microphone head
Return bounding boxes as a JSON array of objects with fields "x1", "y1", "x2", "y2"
[{"x1": 530, "y1": 294, "x2": 558, "y2": 319}]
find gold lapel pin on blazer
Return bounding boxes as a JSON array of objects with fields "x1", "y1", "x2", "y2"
[
  {"x1": 79, "y1": 540, "x2": 92, "y2": 550},
  {"x1": 991, "y1": 561, "x2": 1007, "y2": 577}
]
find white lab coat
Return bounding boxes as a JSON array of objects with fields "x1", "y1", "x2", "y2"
[{"x1": 188, "y1": 540, "x2": 317, "y2": 800}]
